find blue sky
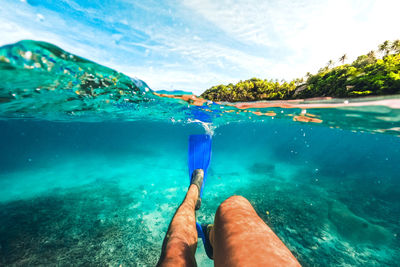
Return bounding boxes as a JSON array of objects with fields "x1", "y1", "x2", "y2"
[{"x1": 1, "y1": 0, "x2": 399, "y2": 94}]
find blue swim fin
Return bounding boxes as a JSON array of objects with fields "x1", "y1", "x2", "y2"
[{"x1": 188, "y1": 134, "x2": 212, "y2": 198}]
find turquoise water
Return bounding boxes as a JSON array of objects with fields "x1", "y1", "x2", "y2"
[{"x1": 1, "y1": 41, "x2": 400, "y2": 266}]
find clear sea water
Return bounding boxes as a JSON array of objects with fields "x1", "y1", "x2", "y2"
[{"x1": 0, "y1": 41, "x2": 399, "y2": 266}]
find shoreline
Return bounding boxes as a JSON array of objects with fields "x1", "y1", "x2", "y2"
[
  {"x1": 154, "y1": 92, "x2": 400, "y2": 110},
  {"x1": 229, "y1": 98, "x2": 400, "y2": 110}
]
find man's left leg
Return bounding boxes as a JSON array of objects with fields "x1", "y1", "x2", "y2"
[{"x1": 157, "y1": 170, "x2": 203, "y2": 267}]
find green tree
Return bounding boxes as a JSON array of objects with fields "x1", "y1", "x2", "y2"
[
  {"x1": 367, "y1": 50, "x2": 376, "y2": 60},
  {"x1": 378, "y1": 40, "x2": 390, "y2": 57},
  {"x1": 391, "y1": 39, "x2": 400, "y2": 54},
  {"x1": 200, "y1": 39, "x2": 400, "y2": 102}
]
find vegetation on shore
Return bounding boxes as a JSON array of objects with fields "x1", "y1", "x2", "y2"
[{"x1": 200, "y1": 40, "x2": 400, "y2": 102}]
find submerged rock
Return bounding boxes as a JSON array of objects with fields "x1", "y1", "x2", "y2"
[
  {"x1": 328, "y1": 200, "x2": 392, "y2": 245},
  {"x1": 248, "y1": 162, "x2": 275, "y2": 175}
]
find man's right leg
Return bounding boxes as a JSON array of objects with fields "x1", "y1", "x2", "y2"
[{"x1": 209, "y1": 195, "x2": 301, "y2": 266}]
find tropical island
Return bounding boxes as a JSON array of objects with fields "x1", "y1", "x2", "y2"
[{"x1": 200, "y1": 40, "x2": 400, "y2": 102}]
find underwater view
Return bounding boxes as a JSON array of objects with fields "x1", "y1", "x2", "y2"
[{"x1": 0, "y1": 39, "x2": 400, "y2": 266}]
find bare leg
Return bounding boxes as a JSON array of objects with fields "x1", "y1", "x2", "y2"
[
  {"x1": 157, "y1": 184, "x2": 199, "y2": 267},
  {"x1": 209, "y1": 195, "x2": 301, "y2": 267}
]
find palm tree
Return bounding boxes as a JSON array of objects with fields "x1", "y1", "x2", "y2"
[
  {"x1": 339, "y1": 54, "x2": 347, "y2": 64},
  {"x1": 326, "y1": 59, "x2": 334, "y2": 69},
  {"x1": 378, "y1": 40, "x2": 390, "y2": 57},
  {"x1": 391, "y1": 39, "x2": 400, "y2": 53},
  {"x1": 367, "y1": 50, "x2": 376, "y2": 59}
]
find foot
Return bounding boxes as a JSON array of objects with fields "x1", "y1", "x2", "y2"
[
  {"x1": 190, "y1": 169, "x2": 204, "y2": 210},
  {"x1": 201, "y1": 224, "x2": 214, "y2": 259}
]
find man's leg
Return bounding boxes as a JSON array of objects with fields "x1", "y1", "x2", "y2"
[
  {"x1": 157, "y1": 181, "x2": 200, "y2": 266},
  {"x1": 209, "y1": 195, "x2": 301, "y2": 267}
]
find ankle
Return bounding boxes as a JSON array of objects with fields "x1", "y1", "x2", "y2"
[{"x1": 190, "y1": 169, "x2": 204, "y2": 191}]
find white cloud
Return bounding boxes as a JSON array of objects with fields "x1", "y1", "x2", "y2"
[
  {"x1": 122, "y1": 65, "x2": 237, "y2": 94},
  {"x1": 36, "y1": 13, "x2": 45, "y2": 22},
  {"x1": 183, "y1": 0, "x2": 400, "y2": 78},
  {"x1": 183, "y1": 0, "x2": 303, "y2": 47},
  {"x1": 103, "y1": 29, "x2": 280, "y2": 93}
]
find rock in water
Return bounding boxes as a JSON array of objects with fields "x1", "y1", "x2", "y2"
[{"x1": 328, "y1": 200, "x2": 392, "y2": 245}]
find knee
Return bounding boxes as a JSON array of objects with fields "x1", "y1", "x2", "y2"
[
  {"x1": 217, "y1": 195, "x2": 252, "y2": 214},
  {"x1": 221, "y1": 195, "x2": 250, "y2": 205}
]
